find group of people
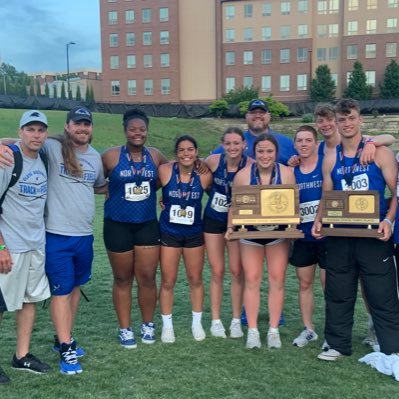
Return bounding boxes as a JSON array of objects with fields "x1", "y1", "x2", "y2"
[{"x1": 1, "y1": 97, "x2": 399, "y2": 384}]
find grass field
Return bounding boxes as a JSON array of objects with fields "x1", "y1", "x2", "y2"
[{"x1": 0, "y1": 109, "x2": 398, "y2": 398}]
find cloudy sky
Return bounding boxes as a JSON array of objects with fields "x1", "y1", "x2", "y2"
[{"x1": 0, "y1": 0, "x2": 101, "y2": 73}]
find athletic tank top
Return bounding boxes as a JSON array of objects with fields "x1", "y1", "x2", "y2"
[
  {"x1": 104, "y1": 146, "x2": 158, "y2": 223},
  {"x1": 159, "y1": 162, "x2": 204, "y2": 237}
]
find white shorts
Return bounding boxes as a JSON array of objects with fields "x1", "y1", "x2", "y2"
[{"x1": 0, "y1": 249, "x2": 50, "y2": 312}]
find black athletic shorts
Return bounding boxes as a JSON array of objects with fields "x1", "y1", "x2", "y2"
[
  {"x1": 161, "y1": 232, "x2": 204, "y2": 248},
  {"x1": 289, "y1": 239, "x2": 327, "y2": 269},
  {"x1": 203, "y1": 215, "x2": 227, "y2": 234},
  {"x1": 103, "y1": 218, "x2": 160, "y2": 252}
]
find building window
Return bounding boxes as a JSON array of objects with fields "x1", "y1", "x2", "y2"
[
  {"x1": 346, "y1": 72, "x2": 352, "y2": 84},
  {"x1": 367, "y1": 20, "x2": 377, "y2": 34},
  {"x1": 225, "y1": 29, "x2": 235, "y2": 42},
  {"x1": 365, "y1": 44, "x2": 376, "y2": 58},
  {"x1": 142, "y1": 8, "x2": 152, "y2": 23},
  {"x1": 280, "y1": 75, "x2": 290, "y2": 91},
  {"x1": 329, "y1": 47, "x2": 339, "y2": 60},
  {"x1": 144, "y1": 80, "x2": 153, "y2": 95},
  {"x1": 160, "y1": 53, "x2": 170, "y2": 67},
  {"x1": 125, "y1": 10, "x2": 134, "y2": 24},
  {"x1": 161, "y1": 79, "x2": 170, "y2": 95},
  {"x1": 329, "y1": 0, "x2": 339, "y2": 13},
  {"x1": 298, "y1": 25, "x2": 308, "y2": 38},
  {"x1": 108, "y1": 11, "x2": 118, "y2": 24},
  {"x1": 297, "y1": 48, "x2": 308, "y2": 62},
  {"x1": 243, "y1": 76, "x2": 253, "y2": 88},
  {"x1": 109, "y1": 33, "x2": 118, "y2": 47},
  {"x1": 143, "y1": 54, "x2": 153, "y2": 68},
  {"x1": 331, "y1": 73, "x2": 338, "y2": 86},
  {"x1": 225, "y1": 5, "x2": 235, "y2": 19},
  {"x1": 159, "y1": 7, "x2": 169, "y2": 22},
  {"x1": 261, "y1": 76, "x2": 272, "y2": 92},
  {"x1": 110, "y1": 55, "x2": 119, "y2": 69},
  {"x1": 244, "y1": 28, "x2": 253, "y2": 41},
  {"x1": 346, "y1": 44, "x2": 358, "y2": 59},
  {"x1": 160, "y1": 31, "x2": 169, "y2": 44},
  {"x1": 317, "y1": 48, "x2": 327, "y2": 61},
  {"x1": 261, "y1": 27, "x2": 272, "y2": 40},
  {"x1": 366, "y1": 71, "x2": 376, "y2": 86},
  {"x1": 297, "y1": 74, "x2": 307, "y2": 91},
  {"x1": 226, "y1": 77, "x2": 235, "y2": 92},
  {"x1": 367, "y1": 0, "x2": 377, "y2": 9},
  {"x1": 281, "y1": 1, "x2": 291, "y2": 15},
  {"x1": 317, "y1": 0, "x2": 328, "y2": 14},
  {"x1": 243, "y1": 51, "x2": 253, "y2": 65},
  {"x1": 317, "y1": 25, "x2": 328, "y2": 38},
  {"x1": 387, "y1": 18, "x2": 398, "y2": 32},
  {"x1": 111, "y1": 80, "x2": 120, "y2": 96},
  {"x1": 386, "y1": 42, "x2": 397, "y2": 57},
  {"x1": 261, "y1": 49, "x2": 272, "y2": 64},
  {"x1": 329, "y1": 24, "x2": 339, "y2": 37},
  {"x1": 388, "y1": 0, "x2": 398, "y2": 8},
  {"x1": 280, "y1": 25, "x2": 291, "y2": 39},
  {"x1": 262, "y1": 2, "x2": 272, "y2": 16},
  {"x1": 348, "y1": 21, "x2": 358, "y2": 35},
  {"x1": 244, "y1": 4, "x2": 253, "y2": 18},
  {"x1": 298, "y1": 0, "x2": 309, "y2": 13},
  {"x1": 143, "y1": 32, "x2": 152, "y2": 45},
  {"x1": 127, "y1": 80, "x2": 136, "y2": 96},
  {"x1": 225, "y1": 51, "x2": 236, "y2": 65},
  {"x1": 348, "y1": 0, "x2": 358, "y2": 10},
  {"x1": 126, "y1": 55, "x2": 136, "y2": 69},
  {"x1": 126, "y1": 32, "x2": 135, "y2": 46},
  {"x1": 280, "y1": 49, "x2": 290, "y2": 63}
]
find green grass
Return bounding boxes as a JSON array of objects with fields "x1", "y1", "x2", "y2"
[{"x1": 0, "y1": 109, "x2": 398, "y2": 398}]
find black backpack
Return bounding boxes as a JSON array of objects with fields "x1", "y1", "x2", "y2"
[{"x1": 0, "y1": 144, "x2": 48, "y2": 214}]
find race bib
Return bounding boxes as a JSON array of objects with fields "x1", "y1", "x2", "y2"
[
  {"x1": 169, "y1": 205, "x2": 195, "y2": 225},
  {"x1": 299, "y1": 200, "x2": 319, "y2": 223},
  {"x1": 340, "y1": 173, "x2": 369, "y2": 191},
  {"x1": 211, "y1": 192, "x2": 229, "y2": 213},
  {"x1": 125, "y1": 181, "x2": 151, "y2": 202}
]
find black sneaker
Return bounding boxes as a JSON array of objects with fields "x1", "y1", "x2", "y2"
[
  {"x1": 0, "y1": 365, "x2": 10, "y2": 384},
  {"x1": 11, "y1": 353, "x2": 51, "y2": 374}
]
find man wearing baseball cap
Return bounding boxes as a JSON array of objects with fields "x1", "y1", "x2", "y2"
[
  {"x1": 0, "y1": 110, "x2": 51, "y2": 383},
  {"x1": 213, "y1": 99, "x2": 295, "y2": 165}
]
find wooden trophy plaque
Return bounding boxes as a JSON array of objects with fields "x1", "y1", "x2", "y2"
[
  {"x1": 229, "y1": 184, "x2": 304, "y2": 239},
  {"x1": 320, "y1": 190, "x2": 382, "y2": 237}
]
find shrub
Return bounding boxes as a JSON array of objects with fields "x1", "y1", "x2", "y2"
[
  {"x1": 301, "y1": 113, "x2": 314, "y2": 123},
  {"x1": 209, "y1": 99, "x2": 228, "y2": 118}
]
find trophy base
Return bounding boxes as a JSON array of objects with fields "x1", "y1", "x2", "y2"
[
  {"x1": 320, "y1": 227, "x2": 382, "y2": 238},
  {"x1": 230, "y1": 228, "x2": 304, "y2": 240}
]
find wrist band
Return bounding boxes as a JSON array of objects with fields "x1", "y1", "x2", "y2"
[
  {"x1": 0, "y1": 244, "x2": 7, "y2": 251},
  {"x1": 365, "y1": 138, "x2": 375, "y2": 145},
  {"x1": 383, "y1": 218, "x2": 392, "y2": 226}
]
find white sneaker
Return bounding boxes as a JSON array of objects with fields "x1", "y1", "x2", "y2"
[
  {"x1": 210, "y1": 320, "x2": 226, "y2": 338},
  {"x1": 229, "y1": 319, "x2": 244, "y2": 338},
  {"x1": 246, "y1": 328, "x2": 261, "y2": 349},
  {"x1": 292, "y1": 328, "x2": 318, "y2": 348},
  {"x1": 321, "y1": 339, "x2": 330, "y2": 351},
  {"x1": 267, "y1": 329, "x2": 282, "y2": 349},
  {"x1": 317, "y1": 348, "x2": 344, "y2": 361},
  {"x1": 192, "y1": 323, "x2": 206, "y2": 341},
  {"x1": 161, "y1": 326, "x2": 175, "y2": 343}
]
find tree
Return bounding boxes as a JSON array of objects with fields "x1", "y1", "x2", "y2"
[
  {"x1": 310, "y1": 64, "x2": 336, "y2": 102},
  {"x1": 209, "y1": 99, "x2": 228, "y2": 117},
  {"x1": 380, "y1": 60, "x2": 399, "y2": 99},
  {"x1": 75, "y1": 85, "x2": 82, "y2": 101},
  {"x1": 52, "y1": 85, "x2": 57, "y2": 99},
  {"x1": 29, "y1": 84, "x2": 35, "y2": 96},
  {"x1": 343, "y1": 61, "x2": 373, "y2": 100},
  {"x1": 35, "y1": 79, "x2": 41, "y2": 96},
  {"x1": 0, "y1": 62, "x2": 31, "y2": 96},
  {"x1": 223, "y1": 86, "x2": 259, "y2": 104},
  {"x1": 44, "y1": 83, "x2": 50, "y2": 97},
  {"x1": 60, "y1": 82, "x2": 66, "y2": 99}
]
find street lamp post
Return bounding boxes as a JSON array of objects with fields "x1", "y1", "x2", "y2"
[
  {"x1": 66, "y1": 41, "x2": 76, "y2": 97},
  {"x1": 0, "y1": 65, "x2": 6, "y2": 95}
]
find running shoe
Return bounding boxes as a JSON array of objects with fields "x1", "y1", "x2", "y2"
[
  {"x1": 118, "y1": 327, "x2": 137, "y2": 349},
  {"x1": 292, "y1": 327, "x2": 318, "y2": 348},
  {"x1": 12, "y1": 353, "x2": 51, "y2": 374},
  {"x1": 210, "y1": 320, "x2": 226, "y2": 338},
  {"x1": 161, "y1": 326, "x2": 176, "y2": 343},
  {"x1": 0, "y1": 365, "x2": 10, "y2": 384},
  {"x1": 317, "y1": 348, "x2": 344, "y2": 361},
  {"x1": 53, "y1": 334, "x2": 86, "y2": 358},
  {"x1": 229, "y1": 319, "x2": 244, "y2": 338},
  {"x1": 267, "y1": 329, "x2": 282, "y2": 349},
  {"x1": 141, "y1": 322, "x2": 156, "y2": 344},
  {"x1": 192, "y1": 323, "x2": 206, "y2": 341},
  {"x1": 246, "y1": 328, "x2": 261, "y2": 349},
  {"x1": 59, "y1": 342, "x2": 83, "y2": 375}
]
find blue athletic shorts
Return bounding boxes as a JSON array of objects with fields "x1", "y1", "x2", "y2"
[{"x1": 45, "y1": 233, "x2": 94, "y2": 296}]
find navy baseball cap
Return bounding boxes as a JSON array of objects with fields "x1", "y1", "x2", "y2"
[
  {"x1": 66, "y1": 106, "x2": 92, "y2": 123},
  {"x1": 248, "y1": 99, "x2": 269, "y2": 112}
]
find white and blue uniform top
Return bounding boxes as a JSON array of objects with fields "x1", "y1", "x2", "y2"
[
  {"x1": 105, "y1": 146, "x2": 158, "y2": 224},
  {"x1": 0, "y1": 142, "x2": 47, "y2": 252},
  {"x1": 204, "y1": 153, "x2": 247, "y2": 223},
  {"x1": 294, "y1": 155, "x2": 324, "y2": 241},
  {"x1": 159, "y1": 162, "x2": 204, "y2": 237}
]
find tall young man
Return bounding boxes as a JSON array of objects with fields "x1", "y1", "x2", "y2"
[
  {"x1": 312, "y1": 98, "x2": 399, "y2": 365},
  {"x1": 0, "y1": 110, "x2": 50, "y2": 384}
]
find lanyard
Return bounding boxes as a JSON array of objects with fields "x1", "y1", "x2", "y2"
[
  {"x1": 338, "y1": 138, "x2": 365, "y2": 187},
  {"x1": 222, "y1": 153, "x2": 247, "y2": 204},
  {"x1": 124, "y1": 146, "x2": 146, "y2": 186},
  {"x1": 174, "y1": 162, "x2": 196, "y2": 210},
  {"x1": 255, "y1": 162, "x2": 278, "y2": 185}
]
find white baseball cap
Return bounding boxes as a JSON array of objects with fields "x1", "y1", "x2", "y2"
[{"x1": 19, "y1": 110, "x2": 48, "y2": 128}]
